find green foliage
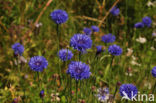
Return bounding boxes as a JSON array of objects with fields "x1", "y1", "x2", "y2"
[{"x1": 0, "y1": 0, "x2": 156, "y2": 102}]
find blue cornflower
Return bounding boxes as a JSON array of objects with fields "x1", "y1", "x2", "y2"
[
  {"x1": 101, "y1": 33, "x2": 116, "y2": 43},
  {"x1": 142, "y1": 16, "x2": 152, "y2": 27},
  {"x1": 83, "y1": 27, "x2": 92, "y2": 36},
  {"x1": 110, "y1": 6, "x2": 120, "y2": 16},
  {"x1": 67, "y1": 61, "x2": 91, "y2": 80},
  {"x1": 119, "y1": 84, "x2": 138, "y2": 100},
  {"x1": 39, "y1": 90, "x2": 45, "y2": 98},
  {"x1": 50, "y1": 9, "x2": 68, "y2": 24},
  {"x1": 58, "y1": 49, "x2": 73, "y2": 61},
  {"x1": 96, "y1": 88, "x2": 110, "y2": 102},
  {"x1": 151, "y1": 66, "x2": 156, "y2": 78},
  {"x1": 134, "y1": 22, "x2": 144, "y2": 28},
  {"x1": 91, "y1": 25, "x2": 99, "y2": 32},
  {"x1": 29, "y1": 56, "x2": 48, "y2": 72},
  {"x1": 96, "y1": 46, "x2": 104, "y2": 55},
  {"x1": 12, "y1": 43, "x2": 24, "y2": 56},
  {"x1": 108, "y1": 44, "x2": 122, "y2": 56},
  {"x1": 96, "y1": 46, "x2": 103, "y2": 53},
  {"x1": 70, "y1": 34, "x2": 92, "y2": 52}
]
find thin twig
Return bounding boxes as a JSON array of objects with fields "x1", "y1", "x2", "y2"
[
  {"x1": 98, "y1": 0, "x2": 120, "y2": 27},
  {"x1": 102, "y1": 0, "x2": 106, "y2": 7},
  {"x1": 22, "y1": 0, "x2": 53, "y2": 38},
  {"x1": 96, "y1": 0, "x2": 100, "y2": 6},
  {"x1": 34, "y1": 0, "x2": 53, "y2": 25},
  {"x1": 75, "y1": 0, "x2": 120, "y2": 27},
  {"x1": 75, "y1": 16, "x2": 104, "y2": 23},
  {"x1": 26, "y1": 1, "x2": 47, "y2": 18}
]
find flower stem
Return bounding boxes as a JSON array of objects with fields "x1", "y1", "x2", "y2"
[
  {"x1": 56, "y1": 24, "x2": 62, "y2": 84},
  {"x1": 57, "y1": 24, "x2": 59, "y2": 50},
  {"x1": 37, "y1": 72, "x2": 40, "y2": 83},
  {"x1": 42, "y1": 98, "x2": 44, "y2": 103},
  {"x1": 37, "y1": 72, "x2": 41, "y2": 90},
  {"x1": 69, "y1": 77, "x2": 72, "y2": 102},
  {"x1": 152, "y1": 81, "x2": 156, "y2": 94},
  {"x1": 113, "y1": 83, "x2": 118, "y2": 101},
  {"x1": 23, "y1": 89, "x2": 26, "y2": 103},
  {"x1": 93, "y1": 56, "x2": 99, "y2": 86},
  {"x1": 76, "y1": 80, "x2": 78, "y2": 103},
  {"x1": 80, "y1": 80, "x2": 82, "y2": 98},
  {"x1": 79, "y1": 52, "x2": 81, "y2": 61},
  {"x1": 109, "y1": 56, "x2": 114, "y2": 85},
  {"x1": 125, "y1": 99, "x2": 128, "y2": 103},
  {"x1": 110, "y1": 56, "x2": 114, "y2": 71},
  {"x1": 17, "y1": 56, "x2": 20, "y2": 73}
]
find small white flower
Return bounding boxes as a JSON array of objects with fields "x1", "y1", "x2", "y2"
[
  {"x1": 136, "y1": 37, "x2": 147, "y2": 44},
  {"x1": 125, "y1": 72, "x2": 133, "y2": 76},
  {"x1": 147, "y1": 1, "x2": 154, "y2": 7},
  {"x1": 144, "y1": 82, "x2": 152, "y2": 90},
  {"x1": 151, "y1": 46, "x2": 155, "y2": 50},
  {"x1": 126, "y1": 48, "x2": 133, "y2": 56},
  {"x1": 19, "y1": 56, "x2": 27, "y2": 63},
  {"x1": 152, "y1": 32, "x2": 156, "y2": 37},
  {"x1": 132, "y1": 55, "x2": 137, "y2": 61},
  {"x1": 131, "y1": 61, "x2": 141, "y2": 66},
  {"x1": 147, "y1": 1, "x2": 156, "y2": 7},
  {"x1": 153, "y1": 22, "x2": 156, "y2": 26},
  {"x1": 14, "y1": 56, "x2": 27, "y2": 65},
  {"x1": 51, "y1": 91, "x2": 60, "y2": 102},
  {"x1": 35, "y1": 22, "x2": 42, "y2": 28}
]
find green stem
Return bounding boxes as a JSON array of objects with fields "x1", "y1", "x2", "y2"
[
  {"x1": 109, "y1": 56, "x2": 114, "y2": 86},
  {"x1": 54, "y1": 78, "x2": 57, "y2": 103},
  {"x1": 113, "y1": 84, "x2": 118, "y2": 101},
  {"x1": 42, "y1": 98, "x2": 44, "y2": 103},
  {"x1": 95, "y1": 56, "x2": 99, "y2": 76},
  {"x1": 79, "y1": 52, "x2": 81, "y2": 61},
  {"x1": 23, "y1": 89, "x2": 26, "y2": 103},
  {"x1": 80, "y1": 80, "x2": 82, "y2": 98},
  {"x1": 93, "y1": 56, "x2": 99, "y2": 86},
  {"x1": 125, "y1": 99, "x2": 128, "y2": 103},
  {"x1": 57, "y1": 24, "x2": 59, "y2": 51},
  {"x1": 37, "y1": 72, "x2": 40, "y2": 82},
  {"x1": 124, "y1": 0, "x2": 128, "y2": 44},
  {"x1": 152, "y1": 81, "x2": 156, "y2": 94},
  {"x1": 92, "y1": 91, "x2": 95, "y2": 103},
  {"x1": 57, "y1": 24, "x2": 62, "y2": 85},
  {"x1": 17, "y1": 57, "x2": 20, "y2": 73},
  {"x1": 69, "y1": 77, "x2": 72, "y2": 103},
  {"x1": 76, "y1": 80, "x2": 78, "y2": 103},
  {"x1": 110, "y1": 56, "x2": 114, "y2": 70},
  {"x1": 37, "y1": 72, "x2": 40, "y2": 88}
]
